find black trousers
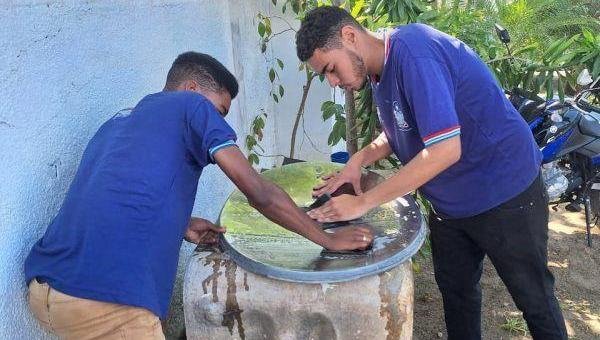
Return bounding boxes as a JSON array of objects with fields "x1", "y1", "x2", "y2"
[{"x1": 429, "y1": 173, "x2": 567, "y2": 340}]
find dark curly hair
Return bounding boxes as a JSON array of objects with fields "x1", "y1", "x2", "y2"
[
  {"x1": 164, "y1": 51, "x2": 238, "y2": 98},
  {"x1": 295, "y1": 6, "x2": 364, "y2": 62}
]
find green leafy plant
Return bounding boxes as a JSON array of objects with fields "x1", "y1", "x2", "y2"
[
  {"x1": 321, "y1": 100, "x2": 346, "y2": 146},
  {"x1": 249, "y1": 1, "x2": 330, "y2": 161},
  {"x1": 429, "y1": 0, "x2": 600, "y2": 100},
  {"x1": 570, "y1": 29, "x2": 600, "y2": 79},
  {"x1": 246, "y1": 111, "x2": 268, "y2": 166},
  {"x1": 363, "y1": 0, "x2": 425, "y2": 25}
]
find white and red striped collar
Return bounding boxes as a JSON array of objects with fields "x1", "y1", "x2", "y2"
[
  {"x1": 384, "y1": 29, "x2": 392, "y2": 63},
  {"x1": 370, "y1": 28, "x2": 392, "y2": 84}
]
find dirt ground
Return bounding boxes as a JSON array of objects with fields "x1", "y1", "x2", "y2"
[{"x1": 413, "y1": 206, "x2": 600, "y2": 340}]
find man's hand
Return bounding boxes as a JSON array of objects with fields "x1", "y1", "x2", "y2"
[
  {"x1": 184, "y1": 217, "x2": 226, "y2": 245},
  {"x1": 312, "y1": 160, "x2": 363, "y2": 198},
  {"x1": 308, "y1": 194, "x2": 370, "y2": 223},
  {"x1": 324, "y1": 225, "x2": 373, "y2": 251}
]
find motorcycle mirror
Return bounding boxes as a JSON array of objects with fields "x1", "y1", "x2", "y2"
[
  {"x1": 494, "y1": 24, "x2": 511, "y2": 44},
  {"x1": 577, "y1": 69, "x2": 593, "y2": 86}
]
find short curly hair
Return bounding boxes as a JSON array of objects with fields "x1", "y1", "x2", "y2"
[
  {"x1": 165, "y1": 52, "x2": 238, "y2": 98},
  {"x1": 295, "y1": 6, "x2": 364, "y2": 62}
]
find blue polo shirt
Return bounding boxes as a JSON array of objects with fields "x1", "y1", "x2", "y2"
[
  {"x1": 24, "y1": 91, "x2": 237, "y2": 318},
  {"x1": 372, "y1": 24, "x2": 541, "y2": 218}
]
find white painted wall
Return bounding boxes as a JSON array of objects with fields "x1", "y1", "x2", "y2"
[{"x1": 0, "y1": 1, "x2": 332, "y2": 338}]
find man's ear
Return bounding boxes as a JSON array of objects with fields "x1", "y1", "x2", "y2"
[
  {"x1": 182, "y1": 79, "x2": 198, "y2": 92},
  {"x1": 340, "y1": 25, "x2": 358, "y2": 46}
]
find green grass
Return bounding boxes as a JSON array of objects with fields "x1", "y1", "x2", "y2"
[
  {"x1": 412, "y1": 237, "x2": 432, "y2": 274},
  {"x1": 500, "y1": 314, "x2": 529, "y2": 336}
]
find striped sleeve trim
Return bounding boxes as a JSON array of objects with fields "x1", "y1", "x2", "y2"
[
  {"x1": 423, "y1": 126, "x2": 461, "y2": 147},
  {"x1": 209, "y1": 140, "x2": 237, "y2": 161}
]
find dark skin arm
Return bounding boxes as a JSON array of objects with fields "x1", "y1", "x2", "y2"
[{"x1": 214, "y1": 146, "x2": 373, "y2": 251}]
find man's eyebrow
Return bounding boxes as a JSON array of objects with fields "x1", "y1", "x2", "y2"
[{"x1": 320, "y1": 63, "x2": 329, "y2": 75}]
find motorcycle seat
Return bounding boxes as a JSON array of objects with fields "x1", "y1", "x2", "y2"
[
  {"x1": 579, "y1": 113, "x2": 600, "y2": 138},
  {"x1": 516, "y1": 99, "x2": 544, "y2": 123}
]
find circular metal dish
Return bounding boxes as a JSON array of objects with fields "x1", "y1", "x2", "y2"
[{"x1": 218, "y1": 161, "x2": 427, "y2": 283}]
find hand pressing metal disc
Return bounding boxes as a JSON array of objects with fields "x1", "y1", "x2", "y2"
[{"x1": 218, "y1": 161, "x2": 427, "y2": 283}]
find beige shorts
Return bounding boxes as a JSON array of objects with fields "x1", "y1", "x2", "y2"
[{"x1": 27, "y1": 279, "x2": 165, "y2": 340}]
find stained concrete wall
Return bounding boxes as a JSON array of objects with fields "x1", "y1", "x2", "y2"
[{"x1": 0, "y1": 1, "x2": 332, "y2": 338}]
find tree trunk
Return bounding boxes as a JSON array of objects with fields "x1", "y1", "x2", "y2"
[
  {"x1": 345, "y1": 89, "x2": 358, "y2": 155},
  {"x1": 289, "y1": 72, "x2": 315, "y2": 159}
]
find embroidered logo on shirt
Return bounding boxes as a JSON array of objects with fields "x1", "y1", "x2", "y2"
[{"x1": 393, "y1": 101, "x2": 411, "y2": 131}]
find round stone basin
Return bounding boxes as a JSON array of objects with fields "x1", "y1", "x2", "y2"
[{"x1": 218, "y1": 161, "x2": 427, "y2": 283}]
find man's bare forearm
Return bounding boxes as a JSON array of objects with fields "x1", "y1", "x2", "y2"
[
  {"x1": 350, "y1": 132, "x2": 393, "y2": 168},
  {"x1": 361, "y1": 136, "x2": 461, "y2": 210},
  {"x1": 214, "y1": 147, "x2": 331, "y2": 248},
  {"x1": 248, "y1": 180, "x2": 331, "y2": 247}
]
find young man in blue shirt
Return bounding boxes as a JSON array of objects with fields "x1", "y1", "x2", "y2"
[
  {"x1": 24, "y1": 51, "x2": 373, "y2": 339},
  {"x1": 297, "y1": 6, "x2": 567, "y2": 340}
]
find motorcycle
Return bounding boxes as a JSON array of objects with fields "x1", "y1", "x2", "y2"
[{"x1": 495, "y1": 24, "x2": 600, "y2": 246}]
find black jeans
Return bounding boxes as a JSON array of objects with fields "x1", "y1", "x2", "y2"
[{"x1": 430, "y1": 173, "x2": 567, "y2": 340}]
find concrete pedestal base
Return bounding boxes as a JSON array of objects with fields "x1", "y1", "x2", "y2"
[{"x1": 183, "y1": 247, "x2": 414, "y2": 340}]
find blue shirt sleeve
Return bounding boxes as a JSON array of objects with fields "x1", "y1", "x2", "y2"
[
  {"x1": 185, "y1": 96, "x2": 238, "y2": 165},
  {"x1": 400, "y1": 55, "x2": 461, "y2": 147}
]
